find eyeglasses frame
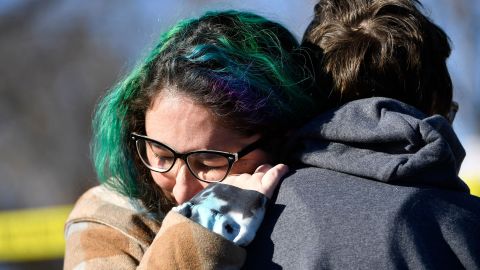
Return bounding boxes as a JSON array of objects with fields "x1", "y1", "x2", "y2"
[
  {"x1": 130, "y1": 132, "x2": 265, "y2": 183},
  {"x1": 446, "y1": 101, "x2": 459, "y2": 124}
]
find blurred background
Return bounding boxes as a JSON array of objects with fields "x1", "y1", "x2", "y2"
[{"x1": 0, "y1": 0, "x2": 478, "y2": 269}]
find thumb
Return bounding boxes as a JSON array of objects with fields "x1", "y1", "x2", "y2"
[{"x1": 261, "y1": 164, "x2": 289, "y2": 198}]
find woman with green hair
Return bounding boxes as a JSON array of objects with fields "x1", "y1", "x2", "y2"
[{"x1": 64, "y1": 10, "x2": 319, "y2": 269}]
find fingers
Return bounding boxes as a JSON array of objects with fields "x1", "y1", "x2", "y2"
[
  {"x1": 260, "y1": 164, "x2": 289, "y2": 198},
  {"x1": 221, "y1": 163, "x2": 289, "y2": 199},
  {"x1": 254, "y1": 164, "x2": 272, "y2": 174}
]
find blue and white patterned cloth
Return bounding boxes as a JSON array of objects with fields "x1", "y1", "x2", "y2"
[{"x1": 174, "y1": 183, "x2": 268, "y2": 246}]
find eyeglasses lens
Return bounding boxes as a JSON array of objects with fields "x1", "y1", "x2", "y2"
[
  {"x1": 186, "y1": 153, "x2": 230, "y2": 182},
  {"x1": 137, "y1": 138, "x2": 230, "y2": 182},
  {"x1": 137, "y1": 139, "x2": 175, "y2": 172}
]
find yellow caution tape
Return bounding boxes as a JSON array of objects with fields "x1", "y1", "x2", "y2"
[
  {"x1": 0, "y1": 205, "x2": 72, "y2": 262},
  {"x1": 464, "y1": 175, "x2": 480, "y2": 197},
  {"x1": 0, "y1": 175, "x2": 478, "y2": 262}
]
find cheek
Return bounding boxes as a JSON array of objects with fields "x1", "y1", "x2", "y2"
[
  {"x1": 230, "y1": 150, "x2": 272, "y2": 175},
  {"x1": 150, "y1": 171, "x2": 175, "y2": 193}
]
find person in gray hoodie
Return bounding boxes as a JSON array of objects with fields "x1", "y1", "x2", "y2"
[{"x1": 244, "y1": 0, "x2": 480, "y2": 269}]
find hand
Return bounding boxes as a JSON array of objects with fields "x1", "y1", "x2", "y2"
[{"x1": 222, "y1": 164, "x2": 289, "y2": 199}]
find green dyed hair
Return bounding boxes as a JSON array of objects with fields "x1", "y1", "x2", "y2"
[{"x1": 91, "y1": 10, "x2": 320, "y2": 213}]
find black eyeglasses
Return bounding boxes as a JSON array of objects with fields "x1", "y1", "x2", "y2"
[
  {"x1": 446, "y1": 101, "x2": 459, "y2": 124},
  {"x1": 131, "y1": 133, "x2": 265, "y2": 183}
]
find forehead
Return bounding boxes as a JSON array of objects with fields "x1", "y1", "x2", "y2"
[{"x1": 144, "y1": 92, "x2": 247, "y2": 152}]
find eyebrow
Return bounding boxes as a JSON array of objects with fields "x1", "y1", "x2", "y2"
[{"x1": 134, "y1": 132, "x2": 262, "y2": 154}]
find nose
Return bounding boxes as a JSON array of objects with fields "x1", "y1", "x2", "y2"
[{"x1": 171, "y1": 161, "x2": 206, "y2": 205}]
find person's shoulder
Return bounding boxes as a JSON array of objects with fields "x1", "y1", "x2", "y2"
[
  {"x1": 400, "y1": 188, "x2": 480, "y2": 221},
  {"x1": 67, "y1": 185, "x2": 140, "y2": 221},
  {"x1": 279, "y1": 166, "x2": 480, "y2": 220},
  {"x1": 66, "y1": 185, "x2": 161, "y2": 247},
  {"x1": 390, "y1": 189, "x2": 480, "y2": 267}
]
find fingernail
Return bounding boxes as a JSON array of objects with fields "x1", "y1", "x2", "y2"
[{"x1": 255, "y1": 164, "x2": 272, "y2": 172}]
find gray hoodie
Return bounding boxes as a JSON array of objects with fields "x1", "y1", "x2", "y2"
[{"x1": 245, "y1": 97, "x2": 480, "y2": 269}]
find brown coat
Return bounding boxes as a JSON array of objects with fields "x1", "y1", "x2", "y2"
[{"x1": 64, "y1": 186, "x2": 246, "y2": 269}]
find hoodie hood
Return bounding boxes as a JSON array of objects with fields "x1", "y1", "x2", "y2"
[{"x1": 288, "y1": 97, "x2": 469, "y2": 192}]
